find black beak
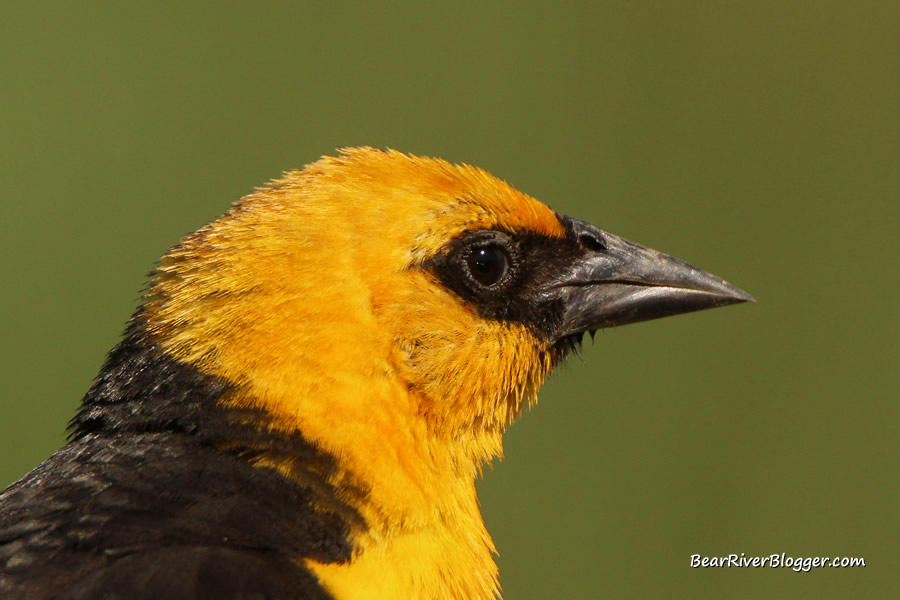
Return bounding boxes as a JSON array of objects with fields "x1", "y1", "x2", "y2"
[{"x1": 551, "y1": 218, "x2": 755, "y2": 341}]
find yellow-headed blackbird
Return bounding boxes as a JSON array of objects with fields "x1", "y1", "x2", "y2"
[{"x1": 0, "y1": 148, "x2": 752, "y2": 599}]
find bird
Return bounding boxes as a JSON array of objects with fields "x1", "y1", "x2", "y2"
[{"x1": 0, "y1": 147, "x2": 753, "y2": 599}]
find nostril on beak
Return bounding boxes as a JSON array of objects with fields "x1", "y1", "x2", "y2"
[
  {"x1": 567, "y1": 217, "x2": 610, "y2": 253},
  {"x1": 578, "y1": 232, "x2": 607, "y2": 253}
]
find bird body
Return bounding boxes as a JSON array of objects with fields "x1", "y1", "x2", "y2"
[{"x1": 0, "y1": 148, "x2": 752, "y2": 599}]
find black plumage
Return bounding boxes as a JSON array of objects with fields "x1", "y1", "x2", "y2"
[{"x1": 0, "y1": 322, "x2": 359, "y2": 600}]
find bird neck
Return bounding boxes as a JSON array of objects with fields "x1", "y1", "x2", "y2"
[{"x1": 224, "y1": 373, "x2": 503, "y2": 599}]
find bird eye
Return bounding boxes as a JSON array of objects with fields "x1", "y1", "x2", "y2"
[{"x1": 465, "y1": 245, "x2": 510, "y2": 287}]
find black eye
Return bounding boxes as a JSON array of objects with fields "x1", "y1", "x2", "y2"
[{"x1": 465, "y1": 245, "x2": 510, "y2": 287}]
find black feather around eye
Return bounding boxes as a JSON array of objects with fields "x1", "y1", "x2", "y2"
[{"x1": 424, "y1": 223, "x2": 579, "y2": 340}]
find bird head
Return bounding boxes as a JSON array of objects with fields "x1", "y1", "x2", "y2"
[{"x1": 143, "y1": 148, "x2": 752, "y2": 470}]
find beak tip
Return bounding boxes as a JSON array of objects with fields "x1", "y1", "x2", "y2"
[{"x1": 722, "y1": 283, "x2": 756, "y2": 305}]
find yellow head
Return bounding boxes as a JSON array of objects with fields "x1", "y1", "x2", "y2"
[{"x1": 145, "y1": 148, "x2": 569, "y2": 456}]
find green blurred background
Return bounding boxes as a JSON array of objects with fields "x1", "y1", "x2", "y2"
[{"x1": 1, "y1": 2, "x2": 896, "y2": 598}]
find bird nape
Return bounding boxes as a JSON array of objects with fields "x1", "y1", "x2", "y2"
[{"x1": 0, "y1": 148, "x2": 753, "y2": 600}]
